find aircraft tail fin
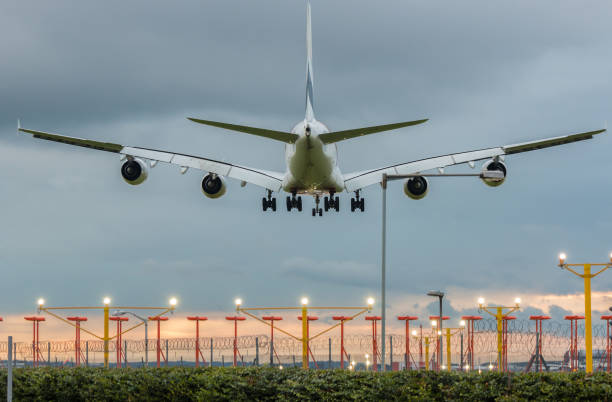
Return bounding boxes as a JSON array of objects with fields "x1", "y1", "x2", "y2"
[{"x1": 305, "y1": 1, "x2": 315, "y2": 122}]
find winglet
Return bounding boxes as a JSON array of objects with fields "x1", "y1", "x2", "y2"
[{"x1": 17, "y1": 119, "x2": 21, "y2": 131}]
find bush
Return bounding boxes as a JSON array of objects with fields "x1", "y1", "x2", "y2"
[{"x1": 0, "y1": 368, "x2": 611, "y2": 401}]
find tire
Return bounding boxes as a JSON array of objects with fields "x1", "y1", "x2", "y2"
[
  {"x1": 297, "y1": 197, "x2": 302, "y2": 211},
  {"x1": 324, "y1": 197, "x2": 329, "y2": 212},
  {"x1": 286, "y1": 196, "x2": 292, "y2": 211},
  {"x1": 350, "y1": 198, "x2": 355, "y2": 212},
  {"x1": 262, "y1": 197, "x2": 268, "y2": 211},
  {"x1": 272, "y1": 198, "x2": 277, "y2": 211},
  {"x1": 335, "y1": 197, "x2": 340, "y2": 212},
  {"x1": 318, "y1": 209, "x2": 323, "y2": 217},
  {"x1": 312, "y1": 208, "x2": 316, "y2": 217},
  {"x1": 360, "y1": 198, "x2": 365, "y2": 212}
]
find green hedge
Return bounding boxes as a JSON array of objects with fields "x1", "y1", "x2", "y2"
[{"x1": 0, "y1": 368, "x2": 611, "y2": 401}]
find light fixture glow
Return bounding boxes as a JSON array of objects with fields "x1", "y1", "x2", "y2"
[
  {"x1": 437, "y1": 330, "x2": 442, "y2": 336},
  {"x1": 460, "y1": 320, "x2": 466, "y2": 327},
  {"x1": 488, "y1": 363, "x2": 494, "y2": 370},
  {"x1": 367, "y1": 297, "x2": 375, "y2": 306},
  {"x1": 279, "y1": 365, "x2": 283, "y2": 370},
  {"x1": 514, "y1": 297, "x2": 521, "y2": 305},
  {"x1": 103, "y1": 297, "x2": 111, "y2": 305},
  {"x1": 365, "y1": 353, "x2": 369, "y2": 359},
  {"x1": 301, "y1": 297, "x2": 309, "y2": 306},
  {"x1": 431, "y1": 320, "x2": 437, "y2": 327},
  {"x1": 609, "y1": 252, "x2": 612, "y2": 263},
  {"x1": 465, "y1": 364, "x2": 470, "y2": 370},
  {"x1": 411, "y1": 330, "x2": 418, "y2": 336},
  {"x1": 559, "y1": 252, "x2": 567, "y2": 265},
  {"x1": 37, "y1": 298, "x2": 45, "y2": 306},
  {"x1": 169, "y1": 298, "x2": 177, "y2": 307},
  {"x1": 234, "y1": 298, "x2": 242, "y2": 306},
  {"x1": 478, "y1": 297, "x2": 485, "y2": 305}
]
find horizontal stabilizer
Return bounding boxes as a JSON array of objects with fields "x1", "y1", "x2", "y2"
[
  {"x1": 318, "y1": 119, "x2": 428, "y2": 144},
  {"x1": 188, "y1": 118, "x2": 299, "y2": 144}
]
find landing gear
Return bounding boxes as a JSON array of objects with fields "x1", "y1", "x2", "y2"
[
  {"x1": 312, "y1": 195, "x2": 323, "y2": 217},
  {"x1": 324, "y1": 192, "x2": 340, "y2": 212},
  {"x1": 262, "y1": 190, "x2": 276, "y2": 212},
  {"x1": 350, "y1": 190, "x2": 365, "y2": 212},
  {"x1": 286, "y1": 192, "x2": 303, "y2": 212}
]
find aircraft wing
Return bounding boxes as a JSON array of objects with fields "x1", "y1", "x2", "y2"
[
  {"x1": 18, "y1": 126, "x2": 284, "y2": 191},
  {"x1": 343, "y1": 128, "x2": 606, "y2": 192}
]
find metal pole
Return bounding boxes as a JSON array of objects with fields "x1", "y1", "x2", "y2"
[
  {"x1": 86, "y1": 341, "x2": 89, "y2": 367},
  {"x1": 439, "y1": 296, "x2": 443, "y2": 369},
  {"x1": 255, "y1": 337, "x2": 259, "y2": 366},
  {"x1": 584, "y1": 264, "x2": 593, "y2": 373},
  {"x1": 8, "y1": 336, "x2": 13, "y2": 402},
  {"x1": 165, "y1": 339, "x2": 168, "y2": 367},
  {"x1": 328, "y1": 337, "x2": 332, "y2": 369},
  {"x1": 301, "y1": 305, "x2": 308, "y2": 369},
  {"x1": 460, "y1": 332, "x2": 464, "y2": 370},
  {"x1": 125, "y1": 340, "x2": 128, "y2": 367},
  {"x1": 389, "y1": 335, "x2": 393, "y2": 370},
  {"x1": 144, "y1": 321, "x2": 148, "y2": 368},
  {"x1": 381, "y1": 173, "x2": 387, "y2": 372},
  {"x1": 210, "y1": 337, "x2": 213, "y2": 368},
  {"x1": 103, "y1": 304, "x2": 109, "y2": 368},
  {"x1": 47, "y1": 342, "x2": 50, "y2": 367}
]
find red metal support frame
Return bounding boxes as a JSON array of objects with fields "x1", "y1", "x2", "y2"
[
  {"x1": 461, "y1": 315, "x2": 482, "y2": 371},
  {"x1": 67, "y1": 316, "x2": 87, "y2": 367},
  {"x1": 24, "y1": 316, "x2": 45, "y2": 367},
  {"x1": 187, "y1": 316, "x2": 208, "y2": 368},
  {"x1": 365, "y1": 316, "x2": 382, "y2": 371},
  {"x1": 564, "y1": 315, "x2": 584, "y2": 372},
  {"x1": 226, "y1": 316, "x2": 246, "y2": 367},
  {"x1": 526, "y1": 315, "x2": 551, "y2": 372},
  {"x1": 397, "y1": 316, "x2": 418, "y2": 370},
  {"x1": 298, "y1": 315, "x2": 319, "y2": 369},
  {"x1": 148, "y1": 316, "x2": 169, "y2": 368},
  {"x1": 600, "y1": 315, "x2": 612, "y2": 372},
  {"x1": 263, "y1": 316, "x2": 283, "y2": 366},
  {"x1": 110, "y1": 316, "x2": 129, "y2": 368},
  {"x1": 501, "y1": 316, "x2": 516, "y2": 372},
  {"x1": 332, "y1": 316, "x2": 353, "y2": 369}
]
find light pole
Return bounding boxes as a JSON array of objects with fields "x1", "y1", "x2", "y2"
[
  {"x1": 478, "y1": 297, "x2": 520, "y2": 372},
  {"x1": 380, "y1": 169, "x2": 502, "y2": 371},
  {"x1": 427, "y1": 290, "x2": 445, "y2": 370},
  {"x1": 113, "y1": 310, "x2": 149, "y2": 367},
  {"x1": 557, "y1": 252, "x2": 612, "y2": 373}
]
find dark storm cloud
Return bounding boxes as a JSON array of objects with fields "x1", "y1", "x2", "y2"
[{"x1": 0, "y1": 0, "x2": 611, "y2": 315}]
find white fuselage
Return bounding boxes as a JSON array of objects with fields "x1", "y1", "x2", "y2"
[{"x1": 282, "y1": 119, "x2": 345, "y2": 195}]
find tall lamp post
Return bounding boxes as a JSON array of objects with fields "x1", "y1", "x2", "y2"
[
  {"x1": 380, "y1": 169, "x2": 503, "y2": 371},
  {"x1": 427, "y1": 291, "x2": 445, "y2": 370},
  {"x1": 557, "y1": 252, "x2": 612, "y2": 373}
]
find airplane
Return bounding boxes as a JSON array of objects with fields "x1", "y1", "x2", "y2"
[{"x1": 19, "y1": 1, "x2": 605, "y2": 217}]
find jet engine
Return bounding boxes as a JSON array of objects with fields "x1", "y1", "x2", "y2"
[
  {"x1": 403, "y1": 176, "x2": 428, "y2": 200},
  {"x1": 201, "y1": 174, "x2": 227, "y2": 199},
  {"x1": 481, "y1": 159, "x2": 507, "y2": 187},
  {"x1": 121, "y1": 158, "x2": 148, "y2": 185}
]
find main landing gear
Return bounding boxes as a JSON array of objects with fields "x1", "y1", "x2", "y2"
[
  {"x1": 262, "y1": 190, "x2": 276, "y2": 212},
  {"x1": 324, "y1": 192, "x2": 340, "y2": 212},
  {"x1": 312, "y1": 195, "x2": 323, "y2": 217},
  {"x1": 286, "y1": 192, "x2": 303, "y2": 212},
  {"x1": 350, "y1": 190, "x2": 365, "y2": 212}
]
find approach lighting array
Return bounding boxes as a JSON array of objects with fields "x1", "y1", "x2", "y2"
[
  {"x1": 103, "y1": 297, "x2": 111, "y2": 305},
  {"x1": 367, "y1": 297, "x2": 375, "y2": 307},
  {"x1": 477, "y1": 297, "x2": 485, "y2": 307},
  {"x1": 514, "y1": 297, "x2": 521, "y2": 305},
  {"x1": 301, "y1": 297, "x2": 309, "y2": 306},
  {"x1": 169, "y1": 298, "x2": 178, "y2": 307},
  {"x1": 37, "y1": 298, "x2": 45, "y2": 306},
  {"x1": 558, "y1": 253, "x2": 567, "y2": 266},
  {"x1": 235, "y1": 298, "x2": 242, "y2": 307}
]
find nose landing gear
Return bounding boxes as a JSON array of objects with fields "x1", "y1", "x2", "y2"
[{"x1": 312, "y1": 195, "x2": 323, "y2": 217}]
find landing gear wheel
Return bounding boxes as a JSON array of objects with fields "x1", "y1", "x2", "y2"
[
  {"x1": 297, "y1": 197, "x2": 302, "y2": 211},
  {"x1": 312, "y1": 208, "x2": 316, "y2": 217},
  {"x1": 262, "y1": 197, "x2": 268, "y2": 211},
  {"x1": 271, "y1": 198, "x2": 277, "y2": 211},
  {"x1": 318, "y1": 208, "x2": 323, "y2": 216},
  {"x1": 359, "y1": 198, "x2": 365, "y2": 212},
  {"x1": 335, "y1": 197, "x2": 340, "y2": 212},
  {"x1": 324, "y1": 197, "x2": 330, "y2": 212},
  {"x1": 286, "y1": 196, "x2": 292, "y2": 211},
  {"x1": 350, "y1": 198, "x2": 356, "y2": 212}
]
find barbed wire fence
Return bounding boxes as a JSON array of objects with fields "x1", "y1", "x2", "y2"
[{"x1": 0, "y1": 319, "x2": 610, "y2": 370}]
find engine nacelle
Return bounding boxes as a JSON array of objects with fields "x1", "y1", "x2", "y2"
[
  {"x1": 403, "y1": 176, "x2": 428, "y2": 200},
  {"x1": 481, "y1": 159, "x2": 507, "y2": 187},
  {"x1": 201, "y1": 174, "x2": 227, "y2": 199},
  {"x1": 121, "y1": 158, "x2": 148, "y2": 185}
]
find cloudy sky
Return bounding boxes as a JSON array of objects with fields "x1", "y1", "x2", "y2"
[{"x1": 1, "y1": 0, "x2": 611, "y2": 338}]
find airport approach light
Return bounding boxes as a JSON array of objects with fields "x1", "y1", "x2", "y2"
[
  {"x1": 367, "y1": 297, "x2": 375, "y2": 307},
  {"x1": 169, "y1": 298, "x2": 177, "y2": 307},
  {"x1": 514, "y1": 297, "x2": 521, "y2": 305},
  {"x1": 103, "y1": 297, "x2": 111, "y2": 306},
  {"x1": 460, "y1": 320, "x2": 466, "y2": 327},
  {"x1": 478, "y1": 297, "x2": 485, "y2": 307},
  {"x1": 431, "y1": 320, "x2": 437, "y2": 327},
  {"x1": 559, "y1": 253, "x2": 567, "y2": 266},
  {"x1": 609, "y1": 252, "x2": 612, "y2": 263},
  {"x1": 411, "y1": 330, "x2": 418, "y2": 336},
  {"x1": 301, "y1": 297, "x2": 309, "y2": 306},
  {"x1": 488, "y1": 363, "x2": 494, "y2": 370},
  {"x1": 37, "y1": 298, "x2": 45, "y2": 306},
  {"x1": 437, "y1": 330, "x2": 442, "y2": 336},
  {"x1": 235, "y1": 298, "x2": 242, "y2": 307}
]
